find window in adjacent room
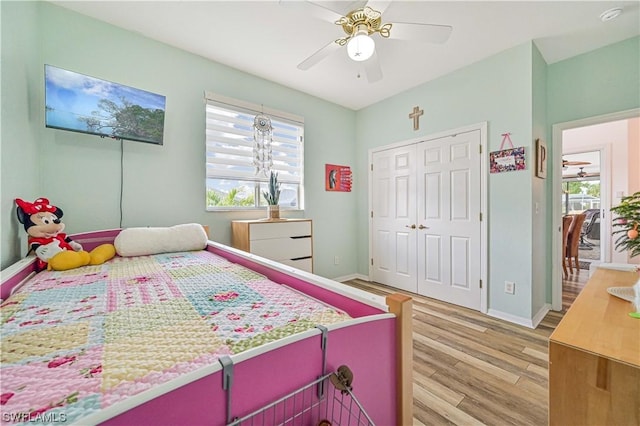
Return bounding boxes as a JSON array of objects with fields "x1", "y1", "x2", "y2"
[{"x1": 205, "y1": 93, "x2": 304, "y2": 210}]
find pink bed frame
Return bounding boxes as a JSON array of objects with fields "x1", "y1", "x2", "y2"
[{"x1": 1, "y1": 229, "x2": 413, "y2": 426}]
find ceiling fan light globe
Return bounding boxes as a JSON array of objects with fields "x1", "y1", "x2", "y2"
[{"x1": 347, "y1": 33, "x2": 375, "y2": 61}]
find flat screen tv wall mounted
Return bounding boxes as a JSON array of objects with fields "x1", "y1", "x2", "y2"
[{"x1": 45, "y1": 65, "x2": 166, "y2": 145}]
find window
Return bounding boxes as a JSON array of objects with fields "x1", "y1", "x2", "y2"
[
  {"x1": 205, "y1": 93, "x2": 304, "y2": 210},
  {"x1": 562, "y1": 181, "x2": 601, "y2": 215}
]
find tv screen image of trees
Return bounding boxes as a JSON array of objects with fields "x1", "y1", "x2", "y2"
[{"x1": 45, "y1": 65, "x2": 166, "y2": 145}]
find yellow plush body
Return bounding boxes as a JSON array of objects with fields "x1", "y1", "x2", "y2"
[
  {"x1": 47, "y1": 244, "x2": 116, "y2": 271},
  {"x1": 48, "y1": 250, "x2": 90, "y2": 271},
  {"x1": 89, "y1": 243, "x2": 116, "y2": 265}
]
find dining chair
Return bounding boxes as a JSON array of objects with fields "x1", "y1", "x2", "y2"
[
  {"x1": 562, "y1": 215, "x2": 573, "y2": 278},
  {"x1": 567, "y1": 213, "x2": 587, "y2": 274}
]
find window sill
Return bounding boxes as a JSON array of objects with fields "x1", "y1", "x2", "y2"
[{"x1": 206, "y1": 208, "x2": 305, "y2": 213}]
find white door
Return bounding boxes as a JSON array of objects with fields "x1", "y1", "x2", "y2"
[
  {"x1": 416, "y1": 130, "x2": 482, "y2": 310},
  {"x1": 371, "y1": 145, "x2": 418, "y2": 292}
]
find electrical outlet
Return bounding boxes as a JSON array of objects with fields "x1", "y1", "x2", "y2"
[
  {"x1": 504, "y1": 281, "x2": 515, "y2": 294},
  {"x1": 334, "y1": 256, "x2": 340, "y2": 265}
]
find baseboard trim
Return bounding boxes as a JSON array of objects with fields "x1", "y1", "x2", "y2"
[
  {"x1": 531, "y1": 303, "x2": 551, "y2": 328},
  {"x1": 336, "y1": 278, "x2": 552, "y2": 329},
  {"x1": 487, "y1": 309, "x2": 535, "y2": 328},
  {"x1": 487, "y1": 303, "x2": 551, "y2": 329},
  {"x1": 333, "y1": 273, "x2": 369, "y2": 283}
]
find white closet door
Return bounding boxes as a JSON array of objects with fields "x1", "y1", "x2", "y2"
[
  {"x1": 416, "y1": 130, "x2": 482, "y2": 310},
  {"x1": 371, "y1": 146, "x2": 418, "y2": 293}
]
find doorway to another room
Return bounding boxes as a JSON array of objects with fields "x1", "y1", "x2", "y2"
[
  {"x1": 552, "y1": 109, "x2": 640, "y2": 312},
  {"x1": 562, "y1": 150, "x2": 603, "y2": 272},
  {"x1": 561, "y1": 150, "x2": 603, "y2": 313}
]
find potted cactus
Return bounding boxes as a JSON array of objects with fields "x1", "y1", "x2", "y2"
[{"x1": 262, "y1": 171, "x2": 281, "y2": 220}]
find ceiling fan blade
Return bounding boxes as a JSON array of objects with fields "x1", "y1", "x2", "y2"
[
  {"x1": 365, "y1": 0, "x2": 392, "y2": 15},
  {"x1": 363, "y1": 51, "x2": 383, "y2": 83},
  {"x1": 279, "y1": 0, "x2": 345, "y2": 23},
  {"x1": 389, "y1": 22, "x2": 453, "y2": 43},
  {"x1": 319, "y1": 1, "x2": 369, "y2": 16},
  {"x1": 563, "y1": 160, "x2": 591, "y2": 166},
  {"x1": 297, "y1": 40, "x2": 342, "y2": 70}
]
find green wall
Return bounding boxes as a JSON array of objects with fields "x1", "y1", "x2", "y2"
[
  {"x1": 356, "y1": 43, "x2": 535, "y2": 318},
  {"x1": 532, "y1": 43, "x2": 548, "y2": 317},
  {"x1": 548, "y1": 36, "x2": 640, "y2": 126},
  {"x1": 354, "y1": 36, "x2": 639, "y2": 320},
  {"x1": 545, "y1": 35, "x2": 639, "y2": 308},
  {"x1": 1, "y1": 1, "x2": 41, "y2": 267},
  {"x1": 1, "y1": 2, "x2": 358, "y2": 279}
]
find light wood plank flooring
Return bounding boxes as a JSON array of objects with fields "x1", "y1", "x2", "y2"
[
  {"x1": 562, "y1": 269, "x2": 588, "y2": 312},
  {"x1": 342, "y1": 278, "x2": 584, "y2": 426}
]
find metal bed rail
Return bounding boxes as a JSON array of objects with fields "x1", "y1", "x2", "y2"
[{"x1": 227, "y1": 365, "x2": 374, "y2": 426}]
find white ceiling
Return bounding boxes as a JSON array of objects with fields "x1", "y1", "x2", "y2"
[{"x1": 50, "y1": 1, "x2": 640, "y2": 111}]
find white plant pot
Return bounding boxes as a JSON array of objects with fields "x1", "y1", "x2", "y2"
[{"x1": 267, "y1": 205, "x2": 280, "y2": 220}]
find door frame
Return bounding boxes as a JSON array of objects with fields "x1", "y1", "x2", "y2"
[
  {"x1": 368, "y1": 122, "x2": 488, "y2": 313},
  {"x1": 551, "y1": 108, "x2": 640, "y2": 311}
]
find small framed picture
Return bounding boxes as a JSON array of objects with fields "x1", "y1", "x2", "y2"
[
  {"x1": 489, "y1": 147, "x2": 526, "y2": 173},
  {"x1": 325, "y1": 164, "x2": 352, "y2": 192},
  {"x1": 535, "y1": 138, "x2": 547, "y2": 179}
]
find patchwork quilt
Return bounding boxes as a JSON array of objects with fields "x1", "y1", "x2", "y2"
[{"x1": 0, "y1": 250, "x2": 349, "y2": 425}]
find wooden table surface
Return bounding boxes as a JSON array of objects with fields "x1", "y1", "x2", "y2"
[{"x1": 549, "y1": 267, "x2": 639, "y2": 367}]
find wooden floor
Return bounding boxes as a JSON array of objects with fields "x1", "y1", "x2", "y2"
[
  {"x1": 562, "y1": 268, "x2": 589, "y2": 312},
  {"x1": 342, "y1": 275, "x2": 588, "y2": 426}
]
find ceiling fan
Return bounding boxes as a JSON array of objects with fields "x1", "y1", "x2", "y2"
[
  {"x1": 565, "y1": 167, "x2": 599, "y2": 180},
  {"x1": 284, "y1": 0, "x2": 453, "y2": 83},
  {"x1": 577, "y1": 167, "x2": 587, "y2": 178}
]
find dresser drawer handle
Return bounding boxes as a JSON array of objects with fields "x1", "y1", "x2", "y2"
[
  {"x1": 290, "y1": 256, "x2": 312, "y2": 261},
  {"x1": 290, "y1": 235, "x2": 312, "y2": 239}
]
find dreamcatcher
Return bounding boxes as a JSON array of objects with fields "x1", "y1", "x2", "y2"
[{"x1": 253, "y1": 113, "x2": 273, "y2": 176}]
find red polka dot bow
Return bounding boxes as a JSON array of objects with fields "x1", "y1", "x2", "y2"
[{"x1": 15, "y1": 198, "x2": 57, "y2": 215}]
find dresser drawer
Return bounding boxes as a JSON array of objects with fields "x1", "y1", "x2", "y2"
[
  {"x1": 250, "y1": 236, "x2": 312, "y2": 261},
  {"x1": 279, "y1": 257, "x2": 313, "y2": 273},
  {"x1": 249, "y1": 221, "x2": 311, "y2": 240},
  {"x1": 231, "y1": 219, "x2": 314, "y2": 273}
]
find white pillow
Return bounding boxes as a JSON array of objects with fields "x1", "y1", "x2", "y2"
[{"x1": 115, "y1": 223, "x2": 208, "y2": 257}]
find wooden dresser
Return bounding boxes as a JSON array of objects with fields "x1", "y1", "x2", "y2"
[
  {"x1": 549, "y1": 267, "x2": 640, "y2": 425},
  {"x1": 231, "y1": 219, "x2": 313, "y2": 273}
]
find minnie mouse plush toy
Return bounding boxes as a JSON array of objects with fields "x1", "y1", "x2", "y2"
[{"x1": 15, "y1": 197, "x2": 115, "y2": 271}]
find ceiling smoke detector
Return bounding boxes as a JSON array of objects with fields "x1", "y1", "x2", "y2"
[{"x1": 600, "y1": 7, "x2": 623, "y2": 22}]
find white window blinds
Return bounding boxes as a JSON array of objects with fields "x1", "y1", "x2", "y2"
[{"x1": 205, "y1": 95, "x2": 304, "y2": 186}]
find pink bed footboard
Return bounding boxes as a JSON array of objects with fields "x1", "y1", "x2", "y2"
[
  {"x1": 0, "y1": 228, "x2": 413, "y2": 426},
  {"x1": 99, "y1": 316, "x2": 396, "y2": 426}
]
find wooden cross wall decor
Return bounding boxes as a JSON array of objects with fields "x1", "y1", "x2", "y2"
[{"x1": 409, "y1": 106, "x2": 423, "y2": 131}]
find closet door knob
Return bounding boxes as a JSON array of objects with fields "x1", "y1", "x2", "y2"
[
  {"x1": 405, "y1": 224, "x2": 416, "y2": 229},
  {"x1": 418, "y1": 225, "x2": 428, "y2": 230}
]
